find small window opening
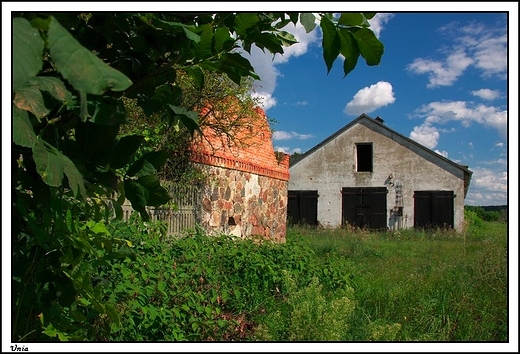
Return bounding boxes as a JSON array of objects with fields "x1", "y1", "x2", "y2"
[
  {"x1": 356, "y1": 143, "x2": 373, "y2": 172},
  {"x1": 228, "y1": 216, "x2": 236, "y2": 226}
]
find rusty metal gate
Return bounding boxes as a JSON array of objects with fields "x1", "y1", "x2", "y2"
[
  {"x1": 341, "y1": 187, "x2": 387, "y2": 230},
  {"x1": 413, "y1": 190, "x2": 454, "y2": 229},
  {"x1": 122, "y1": 185, "x2": 200, "y2": 235}
]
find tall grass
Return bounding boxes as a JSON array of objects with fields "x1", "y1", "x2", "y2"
[
  {"x1": 286, "y1": 220, "x2": 508, "y2": 341},
  {"x1": 96, "y1": 214, "x2": 507, "y2": 342}
]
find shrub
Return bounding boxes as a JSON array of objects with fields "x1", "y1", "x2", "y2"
[{"x1": 253, "y1": 271, "x2": 356, "y2": 341}]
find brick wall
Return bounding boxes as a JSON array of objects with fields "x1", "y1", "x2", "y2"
[{"x1": 190, "y1": 102, "x2": 290, "y2": 242}]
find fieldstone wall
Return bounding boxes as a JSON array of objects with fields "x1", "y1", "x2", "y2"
[{"x1": 195, "y1": 164, "x2": 288, "y2": 242}]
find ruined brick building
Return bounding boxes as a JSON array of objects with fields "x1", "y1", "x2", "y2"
[{"x1": 189, "y1": 103, "x2": 290, "y2": 242}]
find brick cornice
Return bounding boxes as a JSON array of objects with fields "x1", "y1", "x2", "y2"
[{"x1": 190, "y1": 151, "x2": 290, "y2": 181}]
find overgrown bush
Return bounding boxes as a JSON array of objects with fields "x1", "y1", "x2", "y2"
[{"x1": 97, "y1": 217, "x2": 353, "y2": 341}]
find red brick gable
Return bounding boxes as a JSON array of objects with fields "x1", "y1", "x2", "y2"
[{"x1": 190, "y1": 102, "x2": 290, "y2": 181}]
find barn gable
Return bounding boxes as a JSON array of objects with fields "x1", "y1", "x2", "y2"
[{"x1": 289, "y1": 114, "x2": 472, "y2": 231}]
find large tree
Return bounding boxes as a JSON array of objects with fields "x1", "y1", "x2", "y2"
[{"x1": 11, "y1": 12, "x2": 383, "y2": 341}]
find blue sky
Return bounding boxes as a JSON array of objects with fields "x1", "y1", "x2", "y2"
[
  {"x1": 241, "y1": 10, "x2": 514, "y2": 207},
  {"x1": 3, "y1": 4, "x2": 516, "y2": 209}
]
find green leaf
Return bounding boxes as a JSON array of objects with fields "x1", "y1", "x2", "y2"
[
  {"x1": 63, "y1": 155, "x2": 87, "y2": 199},
  {"x1": 69, "y1": 309, "x2": 87, "y2": 323},
  {"x1": 89, "y1": 221, "x2": 109, "y2": 235},
  {"x1": 338, "y1": 13, "x2": 369, "y2": 27},
  {"x1": 110, "y1": 135, "x2": 144, "y2": 169},
  {"x1": 320, "y1": 16, "x2": 341, "y2": 74},
  {"x1": 184, "y1": 66, "x2": 205, "y2": 91},
  {"x1": 138, "y1": 84, "x2": 182, "y2": 116},
  {"x1": 220, "y1": 52, "x2": 259, "y2": 84},
  {"x1": 249, "y1": 32, "x2": 284, "y2": 54},
  {"x1": 32, "y1": 140, "x2": 65, "y2": 187},
  {"x1": 47, "y1": 16, "x2": 132, "y2": 95},
  {"x1": 277, "y1": 31, "x2": 298, "y2": 47},
  {"x1": 126, "y1": 151, "x2": 169, "y2": 178},
  {"x1": 86, "y1": 96, "x2": 127, "y2": 126},
  {"x1": 124, "y1": 179, "x2": 148, "y2": 219},
  {"x1": 182, "y1": 26, "x2": 201, "y2": 42},
  {"x1": 13, "y1": 86, "x2": 50, "y2": 119},
  {"x1": 213, "y1": 26, "x2": 235, "y2": 52},
  {"x1": 32, "y1": 140, "x2": 86, "y2": 198},
  {"x1": 274, "y1": 18, "x2": 292, "y2": 30},
  {"x1": 288, "y1": 12, "x2": 299, "y2": 25},
  {"x1": 105, "y1": 304, "x2": 121, "y2": 327},
  {"x1": 300, "y1": 13, "x2": 316, "y2": 33},
  {"x1": 13, "y1": 106, "x2": 37, "y2": 148},
  {"x1": 349, "y1": 27, "x2": 384, "y2": 66},
  {"x1": 75, "y1": 121, "x2": 120, "y2": 163},
  {"x1": 128, "y1": 35, "x2": 147, "y2": 53},
  {"x1": 136, "y1": 175, "x2": 171, "y2": 207},
  {"x1": 42, "y1": 323, "x2": 62, "y2": 340},
  {"x1": 234, "y1": 13, "x2": 259, "y2": 36},
  {"x1": 13, "y1": 17, "x2": 44, "y2": 91},
  {"x1": 27, "y1": 76, "x2": 73, "y2": 103},
  {"x1": 338, "y1": 28, "x2": 360, "y2": 77},
  {"x1": 194, "y1": 23, "x2": 213, "y2": 59},
  {"x1": 166, "y1": 104, "x2": 200, "y2": 135}
]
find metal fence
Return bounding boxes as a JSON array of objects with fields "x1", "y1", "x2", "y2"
[{"x1": 121, "y1": 185, "x2": 201, "y2": 236}]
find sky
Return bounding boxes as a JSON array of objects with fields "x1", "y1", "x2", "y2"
[{"x1": 239, "y1": 9, "x2": 515, "y2": 207}]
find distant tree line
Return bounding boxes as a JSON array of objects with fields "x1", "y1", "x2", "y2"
[{"x1": 465, "y1": 205, "x2": 507, "y2": 223}]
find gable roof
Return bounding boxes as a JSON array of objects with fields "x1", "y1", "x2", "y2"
[{"x1": 291, "y1": 113, "x2": 473, "y2": 197}]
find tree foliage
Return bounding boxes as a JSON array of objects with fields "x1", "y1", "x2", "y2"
[{"x1": 11, "y1": 12, "x2": 383, "y2": 341}]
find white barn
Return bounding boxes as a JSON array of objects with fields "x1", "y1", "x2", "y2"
[{"x1": 288, "y1": 114, "x2": 472, "y2": 231}]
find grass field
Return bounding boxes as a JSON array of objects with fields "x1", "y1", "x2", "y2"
[{"x1": 283, "y1": 221, "x2": 508, "y2": 341}]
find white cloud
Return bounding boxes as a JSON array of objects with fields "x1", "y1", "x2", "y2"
[
  {"x1": 244, "y1": 21, "x2": 319, "y2": 111},
  {"x1": 483, "y1": 158, "x2": 507, "y2": 168},
  {"x1": 434, "y1": 150, "x2": 449, "y2": 158},
  {"x1": 472, "y1": 34, "x2": 507, "y2": 78},
  {"x1": 344, "y1": 81, "x2": 396, "y2": 116},
  {"x1": 294, "y1": 101, "x2": 308, "y2": 106},
  {"x1": 465, "y1": 167, "x2": 508, "y2": 206},
  {"x1": 272, "y1": 131, "x2": 313, "y2": 141},
  {"x1": 471, "y1": 88, "x2": 500, "y2": 100},
  {"x1": 408, "y1": 21, "x2": 507, "y2": 87},
  {"x1": 409, "y1": 124, "x2": 440, "y2": 149},
  {"x1": 407, "y1": 51, "x2": 473, "y2": 88},
  {"x1": 275, "y1": 146, "x2": 302, "y2": 155},
  {"x1": 414, "y1": 101, "x2": 507, "y2": 139},
  {"x1": 368, "y1": 13, "x2": 395, "y2": 38},
  {"x1": 252, "y1": 91, "x2": 277, "y2": 111}
]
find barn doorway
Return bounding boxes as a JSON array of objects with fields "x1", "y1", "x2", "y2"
[
  {"x1": 287, "y1": 190, "x2": 318, "y2": 226},
  {"x1": 341, "y1": 187, "x2": 387, "y2": 230},
  {"x1": 413, "y1": 190, "x2": 454, "y2": 229}
]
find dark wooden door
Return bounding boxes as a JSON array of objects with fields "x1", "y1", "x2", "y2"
[
  {"x1": 341, "y1": 187, "x2": 387, "y2": 230},
  {"x1": 414, "y1": 190, "x2": 454, "y2": 229},
  {"x1": 287, "y1": 190, "x2": 318, "y2": 226}
]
